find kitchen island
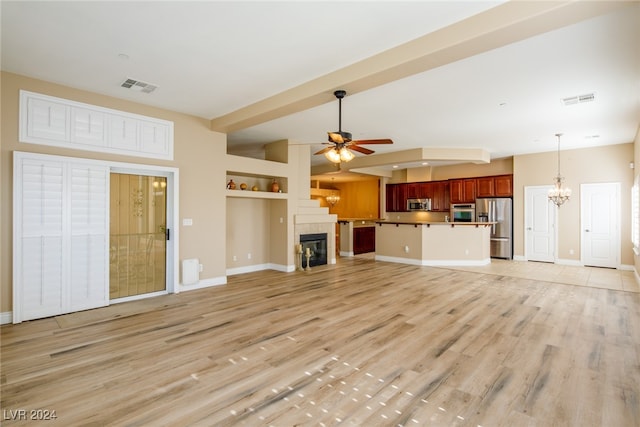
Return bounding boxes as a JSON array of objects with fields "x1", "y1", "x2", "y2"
[
  {"x1": 375, "y1": 221, "x2": 493, "y2": 266},
  {"x1": 338, "y1": 218, "x2": 381, "y2": 256}
]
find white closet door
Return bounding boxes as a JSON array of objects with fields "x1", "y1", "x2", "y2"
[{"x1": 14, "y1": 153, "x2": 109, "y2": 322}]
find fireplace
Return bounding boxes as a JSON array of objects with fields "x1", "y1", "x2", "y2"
[{"x1": 300, "y1": 233, "x2": 328, "y2": 267}]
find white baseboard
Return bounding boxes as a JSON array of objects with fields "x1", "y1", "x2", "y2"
[
  {"x1": 513, "y1": 255, "x2": 527, "y2": 262},
  {"x1": 268, "y1": 263, "x2": 296, "y2": 273},
  {"x1": 375, "y1": 255, "x2": 424, "y2": 266},
  {"x1": 340, "y1": 251, "x2": 354, "y2": 257},
  {"x1": 1, "y1": 311, "x2": 13, "y2": 325},
  {"x1": 179, "y1": 276, "x2": 227, "y2": 292},
  {"x1": 226, "y1": 263, "x2": 296, "y2": 276}
]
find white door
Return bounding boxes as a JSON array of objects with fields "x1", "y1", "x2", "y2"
[
  {"x1": 13, "y1": 153, "x2": 109, "y2": 322},
  {"x1": 581, "y1": 183, "x2": 620, "y2": 268},
  {"x1": 525, "y1": 186, "x2": 556, "y2": 262}
]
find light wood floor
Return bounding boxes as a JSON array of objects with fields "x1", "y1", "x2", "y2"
[{"x1": 2, "y1": 258, "x2": 639, "y2": 426}]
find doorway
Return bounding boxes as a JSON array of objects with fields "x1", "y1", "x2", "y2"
[
  {"x1": 524, "y1": 186, "x2": 556, "y2": 262},
  {"x1": 110, "y1": 173, "x2": 167, "y2": 299},
  {"x1": 581, "y1": 182, "x2": 620, "y2": 268}
]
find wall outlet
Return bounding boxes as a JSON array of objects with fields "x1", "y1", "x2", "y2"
[
  {"x1": 279, "y1": 217, "x2": 284, "y2": 223},
  {"x1": 199, "y1": 263, "x2": 203, "y2": 272},
  {"x1": 182, "y1": 218, "x2": 193, "y2": 226},
  {"x1": 247, "y1": 253, "x2": 252, "y2": 260},
  {"x1": 464, "y1": 249, "x2": 470, "y2": 255},
  {"x1": 569, "y1": 249, "x2": 575, "y2": 255},
  {"x1": 232, "y1": 255, "x2": 237, "y2": 261},
  {"x1": 404, "y1": 245, "x2": 409, "y2": 253}
]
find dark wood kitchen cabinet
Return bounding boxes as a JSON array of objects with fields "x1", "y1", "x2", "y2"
[
  {"x1": 353, "y1": 226, "x2": 375, "y2": 254},
  {"x1": 406, "y1": 182, "x2": 431, "y2": 199},
  {"x1": 385, "y1": 184, "x2": 407, "y2": 212},
  {"x1": 449, "y1": 179, "x2": 476, "y2": 203},
  {"x1": 476, "y1": 174, "x2": 513, "y2": 197},
  {"x1": 430, "y1": 180, "x2": 450, "y2": 211},
  {"x1": 494, "y1": 174, "x2": 513, "y2": 197}
]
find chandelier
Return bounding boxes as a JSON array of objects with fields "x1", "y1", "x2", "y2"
[
  {"x1": 325, "y1": 178, "x2": 340, "y2": 206},
  {"x1": 326, "y1": 191, "x2": 340, "y2": 206},
  {"x1": 548, "y1": 133, "x2": 571, "y2": 207}
]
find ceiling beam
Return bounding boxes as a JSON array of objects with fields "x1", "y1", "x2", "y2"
[{"x1": 210, "y1": 0, "x2": 627, "y2": 134}]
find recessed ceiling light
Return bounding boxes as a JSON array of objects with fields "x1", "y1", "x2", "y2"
[
  {"x1": 117, "y1": 53, "x2": 130, "y2": 60},
  {"x1": 422, "y1": 162, "x2": 429, "y2": 166},
  {"x1": 392, "y1": 165, "x2": 398, "y2": 169},
  {"x1": 584, "y1": 134, "x2": 600, "y2": 139}
]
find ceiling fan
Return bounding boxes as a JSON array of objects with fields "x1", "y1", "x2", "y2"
[{"x1": 315, "y1": 90, "x2": 393, "y2": 163}]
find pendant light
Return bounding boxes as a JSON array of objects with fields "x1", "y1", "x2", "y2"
[{"x1": 548, "y1": 133, "x2": 571, "y2": 207}]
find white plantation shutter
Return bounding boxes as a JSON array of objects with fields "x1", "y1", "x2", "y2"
[
  {"x1": 14, "y1": 153, "x2": 109, "y2": 322},
  {"x1": 69, "y1": 164, "x2": 109, "y2": 311},
  {"x1": 18, "y1": 159, "x2": 65, "y2": 320}
]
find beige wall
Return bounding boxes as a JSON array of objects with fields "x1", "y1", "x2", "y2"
[
  {"x1": 431, "y1": 157, "x2": 514, "y2": 181},
  {"x1": 1, "y1": 72, "x2": 227, "y2": 313},
  {"x1": 514, "y1": 143, "x2": 634, "y2": 265}
]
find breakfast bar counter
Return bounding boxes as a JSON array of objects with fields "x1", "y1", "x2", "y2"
[{"x1": 374, "y1": 221, "x2": 494, "y2": 266}]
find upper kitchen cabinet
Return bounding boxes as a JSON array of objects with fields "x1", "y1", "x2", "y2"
[
  {"x1": 406, "y1": 182, "x2": 431, "y2": 199},
  {"x1": 494, "y1": 174, "x2": 513, "y2": 197},
  {"x1": 430, "y1": 181, "x2": 450, "y2": 212},
  {"x1": 449, "y1": 179, "x2": 476, "y2": 203},
  {"x1": 476, "y1": 174, "x2": 513, "y2": 197},
  {"x1": 386, "y1": 183, "x2": 407, "y2": 212}
]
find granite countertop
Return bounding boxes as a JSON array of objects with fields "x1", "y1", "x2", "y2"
[{"x1": 375, "y1": 220, "x2": 496, "y2": 227}]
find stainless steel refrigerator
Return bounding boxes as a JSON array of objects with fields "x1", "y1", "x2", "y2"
[{"x1": 475, "y1": 197, "x2": 513, "y2": 259}]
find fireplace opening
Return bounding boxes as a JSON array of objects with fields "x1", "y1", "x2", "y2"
[{"x1": 300, "y1": 233, "x2": 327, "y2": 267}]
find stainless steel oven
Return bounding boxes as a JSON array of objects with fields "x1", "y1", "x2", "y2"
[{"x1": 451, "y1": 203, "x2": 475, "y2": 222}]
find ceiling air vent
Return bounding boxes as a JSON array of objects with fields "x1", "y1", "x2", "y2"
[
  {"x1": 121, "y1": 78, "x2": 157, "y2": 94},
  {"x1": 562, "y1": 92, "x2": 595, "y2": 106}
]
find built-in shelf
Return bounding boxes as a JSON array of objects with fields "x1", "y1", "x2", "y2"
[{"x1": 225, "y1": 189, "x2": 288, "y2": 200}]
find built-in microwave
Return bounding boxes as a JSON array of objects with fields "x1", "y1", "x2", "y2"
[
  {"x1": 451, "y1": 203, "x2": 475, "y2": 222},
  {"x1": 407, "y1": 198, "x2": 432, "y2": 211}
]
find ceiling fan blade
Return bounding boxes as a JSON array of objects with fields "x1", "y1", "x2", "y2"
[
  {"x1": 314, "y1": 146, "x2": 335, "y2": 155},
  {"x1": 352, "y1": 138, "x2": 393, "y2": 145},
  {"x1": 349, "y1": 145, "x2": 375, "y2": 155},
  {"x1": 328, "y1": 132, "x2": 344, "y2": 144}
]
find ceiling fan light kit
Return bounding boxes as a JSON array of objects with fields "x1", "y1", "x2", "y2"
[{"x1": 315, "y1": 90, "x2": 393, "y2": 163}]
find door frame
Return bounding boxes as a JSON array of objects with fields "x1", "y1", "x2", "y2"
[
  {"x1": 13, "y1": 152, "x2": 180, "y2": 323},
  {"x1": 110, "y1": 164, "x2": 179, "y2": 296},
  {"x1": 524, "y1": 185, "x2": 557, "y2": 262}
]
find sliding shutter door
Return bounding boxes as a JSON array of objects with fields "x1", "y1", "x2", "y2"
[
  {"x1": 14, "y1": 153, "x2": 109, "y2": 323},
  {"x1": 69, "y1": 163, "x2": 109, "y2": 312},
  {"x1": 17, "y1": 159, "x2": 66, "y2": 321}
]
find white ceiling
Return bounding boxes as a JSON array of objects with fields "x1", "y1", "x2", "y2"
[{"x1": 2, "y1": 1, "x2": 639, "y2": 174}]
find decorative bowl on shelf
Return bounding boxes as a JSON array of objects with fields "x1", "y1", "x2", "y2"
[
  {"x1": 252, "y1": 185, "x2": 259, "y2": 191},
  {"x1": 240, "y1": 183, "x2": 247, "y2": 190}
]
